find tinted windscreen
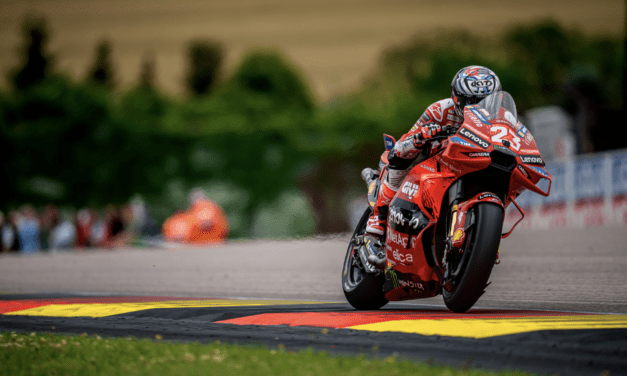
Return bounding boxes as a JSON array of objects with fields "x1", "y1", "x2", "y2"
[{"x1": 478, "y1": 91, "x2": 517, "y2": 122}]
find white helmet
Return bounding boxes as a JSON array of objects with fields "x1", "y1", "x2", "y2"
[{"x1": 451, "y1": 66, "x2": 501, "y2": 115}]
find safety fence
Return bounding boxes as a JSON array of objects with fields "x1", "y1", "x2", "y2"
[{"x1": 505, "y1": 148, "x2": 627, "y2": 230}]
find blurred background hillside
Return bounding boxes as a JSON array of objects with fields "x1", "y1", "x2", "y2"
[{"x1": 0, "y1": 0, "x2": 624, "y2": 243}]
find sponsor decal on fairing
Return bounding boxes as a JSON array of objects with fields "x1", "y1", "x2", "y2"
[
  {"x1": 389, "y1": 205, "x2": 424, "y2": 230},
  {"x1": 383, "y1": 134, "x2": 396, "y2": 151},
  {"x1": 458, "y1": 127, "x2": 490, "y2": 149},
  {"x1": 519, "y1": 154, "x2": 545, "y2": 166},
  {"x1": 420, "y1": 163, "x2": 435, "y2": 172},
  {"x1": 516, "y1": 122, "x2": 529, "y2": 138},
  {"x1": 469, "y1": 108, "x2": 491, "y2": 126},
  {"x1": 392, "y1": 249, "x2": 414, "y2": 263},
  {"x1": 525, "y1": 133, "x2": 534, "y2": 145},
  {"x1": 466, "y1": 152, "x2": 490, "y2": 157},
  {"x1": 453, "y1": 229, "x2": 464, "y2": 242},
  {"x1": 528, "y1": 165, "x2": 549, "y2": 178},
  {"x1": 450, "y1": 136, "x2": 474, "y2": 148},
  {"x1": 387, "y1": 228, "x2": 418, "y2": 249},
  {"x1": 517, "y1": 164, "x2": 529, "y2": 178},
  {"x1": 440, "y1": 159, "x2": 462, "y2": 173},
  {"x1": 399, "y1": 279, "x2": 423, "y2": 290},
  {"x1": 401, "y1": 181, "x2": 419, "y2": 198},
  {"x1": 493, "y1": 144, "x2": 518, "y2": 157},
  {"x1": 470, "y1": 117, "x2": 484, "y2": 128},
  {"x1": 388, "y1": 206, "x2": 406, "y2": 226}
]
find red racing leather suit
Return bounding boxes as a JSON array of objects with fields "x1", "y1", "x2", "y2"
[{"x1": 365, "y1": 98, "x2": 464, "y2": 236}]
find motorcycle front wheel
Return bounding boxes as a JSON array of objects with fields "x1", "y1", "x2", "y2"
[
  {"x1": 441, "y1": 202, "x2": 503, "y2": 313},
  {"x1": 342, "y1": 207, "x2": 388, "y2": 310}
]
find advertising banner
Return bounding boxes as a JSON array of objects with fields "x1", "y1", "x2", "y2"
[{"x1": 505, "y1": 149, "x2": 627, "y2": 230}]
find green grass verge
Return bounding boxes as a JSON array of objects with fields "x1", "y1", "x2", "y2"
[{"x1": 0, "y1": 331, "x2": 534, "y2": 376}]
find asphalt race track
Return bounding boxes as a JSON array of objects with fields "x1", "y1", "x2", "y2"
[{"x1": 1, "y1": 226, "x2": 626, "y2": 375}]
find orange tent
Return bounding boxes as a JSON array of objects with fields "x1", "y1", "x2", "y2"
[{"x1": 163, "y1": 199, "x2": 228, "y2": 244}]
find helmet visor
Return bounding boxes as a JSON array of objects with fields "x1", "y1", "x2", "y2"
[{"x1": 453, "y1": 88, "x2": 482, "y2": 112}]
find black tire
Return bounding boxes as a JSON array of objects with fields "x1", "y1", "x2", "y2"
[
  {"x1": 442, "y1": 202, "x2": 503, "y2": 313},
  {"x1": 342, "y1": 207, "x2": 388, "y2": 310}
]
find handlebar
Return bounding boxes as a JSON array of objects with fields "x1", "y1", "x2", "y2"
[{"x1": 414, "y1": 125, "x2": 455, "y2": 145}]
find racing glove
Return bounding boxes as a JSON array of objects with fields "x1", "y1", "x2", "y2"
[{"x1": 413, "y1": 123, "x2": 442, "y2": 147}]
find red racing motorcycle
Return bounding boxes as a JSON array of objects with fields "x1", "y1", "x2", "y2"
[{"x1": 342, "y1": 91, "x2": 552, "y2": 313}]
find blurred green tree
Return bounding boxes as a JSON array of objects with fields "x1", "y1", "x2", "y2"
[
  {"x1": 138, "y1": 53, "x2": 157, "y2": 90},
  {"x1": 228, "y1": 50, "x2": 314, "y2": 115},
  {"x1": 186, "y1": 40, "x2": 224, "y2": 96},
  {"x1": 87, "y1": 39, "x2": 115, "y2": 90},
  {"x1": 9, "y1": 15, "x2": 53, "y2": 91},
  {"x1": 504, "y1": 20, "x2": 575, "y2": 108}
]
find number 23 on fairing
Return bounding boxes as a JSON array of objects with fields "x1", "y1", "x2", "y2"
[{"x1": 490, "y1": 125, "x2": 521, "y2": 151}]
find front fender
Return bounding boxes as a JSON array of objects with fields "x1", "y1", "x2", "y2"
[{"x1": 449, "y1": 192, "x2": 504, "y2": 248}]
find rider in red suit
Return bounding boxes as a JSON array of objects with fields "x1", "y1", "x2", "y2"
[{"x1": 364, "y1": 66, "x2": 502, "y2": 260}]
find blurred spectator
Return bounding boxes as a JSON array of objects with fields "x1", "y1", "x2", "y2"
[
  {"x1": 104, "y1": 205, "x2": 126, "y2": 247},
  {"x1": 16, "y1": 205, "x2": 41, "y2": 254},
  {"x1": 163, "y1": 188, "x2": 228, "y2": 244},
  {"x1": 130, "y1": 196, "x2": 159, "y2": 237},
  {"x1": 0, "y1": 212, "x2": 4, "y2": 252},
  {"x1": 0, "y1": 212, "x2": 3, "y2": 250},
  {"x1": 90, "y1": 209, "x2": 108, "y2": 247},
  {"x1": 162, "y1": 210, "x2": 189, "y2": 243},
  {"x1": 2, "y1": 211, "x2": 21, "y2": 252},
  {"x1": 75, "y1": 208, "x2": 93, "y2": 247},
  {"x1": 49, "y1": 209, "x2": 76, "y2": 250},
  {"x1": 106, "y1": 205, "x2": 124, "y2": 239},
  {"x1": 40, "y1": 204, "x2": 58, "y2": 250}
]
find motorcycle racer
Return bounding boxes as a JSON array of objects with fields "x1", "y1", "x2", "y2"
[{"x1": 363, "y1": 66, "x2": 502, "y2": 262}]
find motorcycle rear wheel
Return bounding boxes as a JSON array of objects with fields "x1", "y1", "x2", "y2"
[
  {"x1": 342, "y1": 207, "x2": 388, "y2": 310},
  {"x1": 442, "y1": 202, "x2": 503, "y2": 313}
]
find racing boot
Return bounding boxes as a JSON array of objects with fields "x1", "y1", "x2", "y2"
[
  {"x1": 364, "y1": 177, "x2": 397, "y2": 270},
  {"x1": 365, "y1": 178, "x2": 396, "y2": 237}
]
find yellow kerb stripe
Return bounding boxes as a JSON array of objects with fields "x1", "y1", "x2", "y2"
[
  {"x1": 348, "y1": 315, "x2": 627, "y2": 338},
  {"x1": 3, "y1": 300, "x2": 328, "y2": 318}
]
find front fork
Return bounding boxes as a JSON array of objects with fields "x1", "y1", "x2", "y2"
[{"x1": 435, "y1": 180, "x2": 505, "y2": 291}]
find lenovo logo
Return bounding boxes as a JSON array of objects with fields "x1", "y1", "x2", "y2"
[
  {"x1": 520, "y1": 155, "x2": 545, "y2": 166},
  {"x1": 459, "y1": 128, "x2": 490, "y2": 149}
]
